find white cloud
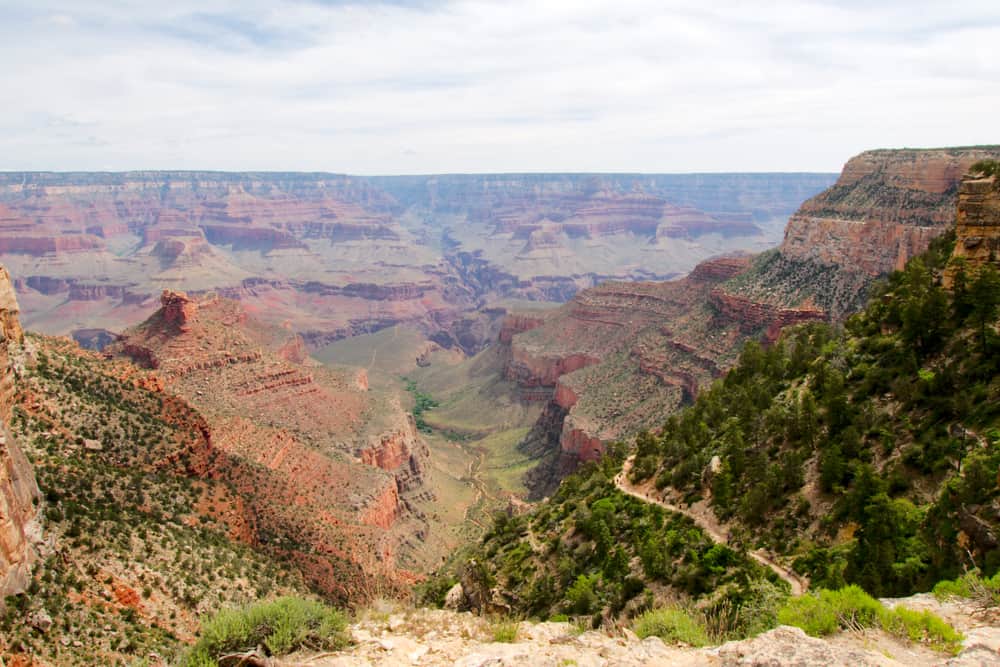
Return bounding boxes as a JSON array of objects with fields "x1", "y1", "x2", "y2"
[{"x1": 0, "y1": 0, "x2": 998, "y2": 173}]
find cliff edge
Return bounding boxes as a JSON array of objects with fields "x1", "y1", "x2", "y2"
[{"x1": 0, "y1": 265, "x2": 41, "y2": 604}]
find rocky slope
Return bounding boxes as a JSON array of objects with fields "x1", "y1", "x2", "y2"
[
  {"x1": 0, "y1": 266, "x2": 41, "y2": 605},
  {"x1": 110, "y1": 290, "x2": 440, "y2": 585},
  {"x1": 0, "y1": 171, "x2": 834, "y2": 348},
  {"x1": 492, "y1": 147, "x2": 1000, "y2": 489},
  {"x1": 292, "y1": 600, "x2": 1000, "y2": 666},
  {"x1": 1, "y1": 330, "x2": 320, "y2": 664}
]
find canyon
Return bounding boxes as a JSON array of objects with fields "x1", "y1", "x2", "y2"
[
  {"x1": 489, "y1": 147, "x2": 1000, "y2": 489},
  {"x1": 1, "y1": 149, "x2": 999, "y2": 665},
  {"x1": 109, "y1": 289, "x2": 442, "y2": 592},
  {"x1": 0, "y1": 172, "x2": 834, "y2": 349}
]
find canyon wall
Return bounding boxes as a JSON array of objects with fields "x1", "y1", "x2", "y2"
[
  {"x1": 506, "y1": 147, "x2": 1000, "y2": 491},
  {"x1": 727, "y1": 147, "x2": 1000, "y2": 318},
  {"x1": 0, "y1": 171, "x2": 834, "y2": 346},
  {"x1": 110, "y1": 290, "x2": 435, "y2": 582},
  {"x1": 0, "y1": 266, "x2": 41, "y2": 603}
]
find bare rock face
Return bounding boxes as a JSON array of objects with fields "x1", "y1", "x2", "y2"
[
  {"x1": 110, "y1": 291, "x2": 436, "y2": 593},
  {"x1": 160, "y1": 290, "x2": 198, "y2": 332},
  {"x1": 782, "y1": 148, "x2": 1000, "y2": 273},
  {"x1": 731, "y1": 146, "x2": 1000, "y2": 319},
  {"x1": 944, "y1": 172, "x2": 1000, "y2": 287},
  {"x1": 0, "y1": 265, "x2": 42, "y2": 604},
  {"x1": 715, "y1": 625, "x2": 898, "y2": 666},
  {"x1": 502, "y1": 256, "x2": 768, "y2": 492}
]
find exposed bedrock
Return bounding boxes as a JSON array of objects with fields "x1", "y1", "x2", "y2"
[
  {"x1": 0, "y1": 267, "x2": 42, "y2": 604},
  {"x1": 944, "y1": 172, "x2": 1000, "y2": 286}
]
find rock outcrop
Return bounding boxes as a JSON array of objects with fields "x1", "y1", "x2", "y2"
[
  {"x1": 506, "y1": 148, "x2": 1000, "y2": 492},
  {"x1": 294, "y1": 597, "x2": 1000, "y2": 666},
  {"x1": 944, "y1": 170, "x2": 1000, "y2": 287},
  {"x1": 501, "y1": 255, "x2": 778, "y2": 492},
  {"x1": 0, "y1": 266, "x2": 41, "y2": 604}
]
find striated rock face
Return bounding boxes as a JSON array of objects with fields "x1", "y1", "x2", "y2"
[
  {"x1": 509, "y1": 149, "x2": 1000, "y2": 493},
  {"x1": 708, "y1": 289, "x2": 826, "y2": 342},
  {"x1": 0, "y1": 266, "x2": 42, "y2": 604},
  {"x1": 731, "y1": 147, "x2": 1000, "y2": 319},
  {"x1": 944, "y1": 172, "x2": 1000, "y2": 287},
  {"x1": 160, "y1": 290, "x2": 199, "y2": 332},
  {"x1": 502, "y1": 255, "x2": 782, "y2": 492},
  {"x1": 109, "y1": 291, "x2": 435, "y2": 587},
  {"x1": 0, "y1": 171, "x2": 834, "y2": 341},
  {"x1": 783, "y1": 148, "x2": 1000, "y2": 273}
]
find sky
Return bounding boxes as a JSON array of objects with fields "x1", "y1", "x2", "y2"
[{"x1": 1, "y1": 0, "x2": 998, "y2": 174}]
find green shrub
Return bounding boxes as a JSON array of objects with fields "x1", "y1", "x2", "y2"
[
  {"x1": 633, "y1": 607, "x2": 710, "y2": 646},
  {"x1": 882, "y1": 606, "x2": 963, "y2": 653},
  {"x1": 182, "y1": 597, "x2": 349, "y2": 666},
  {"x1": 933, "y1": 576, "x2": 974, "y2": 599},
  {"x1": 933, "y1": 570, "x2": 1000, "y2": 607},
  {"x1": 777, "y1": 586, "x2": 962, "y2": 654},
  {"x1": 489, "y1": 617, "x2": 519, "y2": 643}
]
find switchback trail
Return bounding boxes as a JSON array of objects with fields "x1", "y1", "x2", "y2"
[{"x1": 614, "y1": 456, "x2": 809, "y2": 596}]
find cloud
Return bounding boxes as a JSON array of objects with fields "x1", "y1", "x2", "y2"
[{"x1": 0, "y1": 0, "x2": 998, "y2": 173}]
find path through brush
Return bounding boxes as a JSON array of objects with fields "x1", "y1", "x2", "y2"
[{"x1": 614, "y1": 456, "x2": 808, "y2": 595}]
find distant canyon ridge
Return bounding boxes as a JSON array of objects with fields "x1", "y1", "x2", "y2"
[{"x1": 0, "y1": 171, "x2": 836, "y2": 348}]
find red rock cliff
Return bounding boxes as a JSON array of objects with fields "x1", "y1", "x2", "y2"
[
  {"x1": 782, "y1": 147, "x2": 1000, "y2": 277},
  {"x1": 0, "y1": 266, "x2": 42, "y2": 604}
]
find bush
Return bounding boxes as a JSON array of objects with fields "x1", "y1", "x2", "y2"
[
  {"x1": 777, "y1": 586, "x2": 878, "y2": 636},
  {"x1": 633, "y1": 607, "x2": 710, "y2": 646},
  {"x1": 777, "y1": 586, "x2": 962, "y2": 654},
  {"x1": 933, "y1": 570, "x2": 1000, "y2": 608},
  {"x1": 489, "y1": 617, "x2": 519, "y2": 643},
  {"x1": 882, "y1": 606, "x2": 963, "y2": 653},
  {"x1": 183, "y1": 597, "x2": 349, "y2": 666}
]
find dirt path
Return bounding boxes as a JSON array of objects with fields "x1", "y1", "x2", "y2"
[
  {"x1": 459, "y1": 441, "x2": 490, "y2": 528},
  {"x1": 614, "y1": 456, "x2": 809, "y2": 596}
]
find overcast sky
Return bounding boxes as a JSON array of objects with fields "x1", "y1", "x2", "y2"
[{"x1": 1, "y1": 0, "x2": 998, "y2": 174}]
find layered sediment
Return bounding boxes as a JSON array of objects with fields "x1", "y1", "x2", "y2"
[
  {"x1": 0, "y1": 171, "x2": 834, "y2": 344},
  {"x1": 110, "y1": 290, "x2": 435, "y2": 585},
  {"x1": 0, "y1": 266, "x2": 42, "y2": 603}
]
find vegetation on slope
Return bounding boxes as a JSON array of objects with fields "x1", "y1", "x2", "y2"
[
  {"x1": 425, "y1": 446, "x2": 788, "y2": 634},
  {"x1": 1, "y1": 337, "x2": 312, "y2": 665},
  {"x1": 183, "y1": 597, "x2": 349, "y2": 666},
  {"x1": 430, "y1": 229, "x2": 995, "y2": 655},
  {"x1": 630, "y1": 231, "x2": 1000, "y2": 596}
]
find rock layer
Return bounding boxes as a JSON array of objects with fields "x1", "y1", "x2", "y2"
[
  {"x1": 506, "y1": 147, "x2": 1000, "y2": 491},
  {"x1": 944, "y1": 171, "x2": 1000, "y2": 286},
  {"x1": 110, "y1": 290, "x2": 435, "y2": 591},
  {"x1": 0, "y1": 171, "x2": 835, "y2": 343},
  {"x1": 730, "y1": 146, "x2": 1000, "y2": 319},
  {"x1": 0, "y1": 266, "x2": 41, "y2": 603}
]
